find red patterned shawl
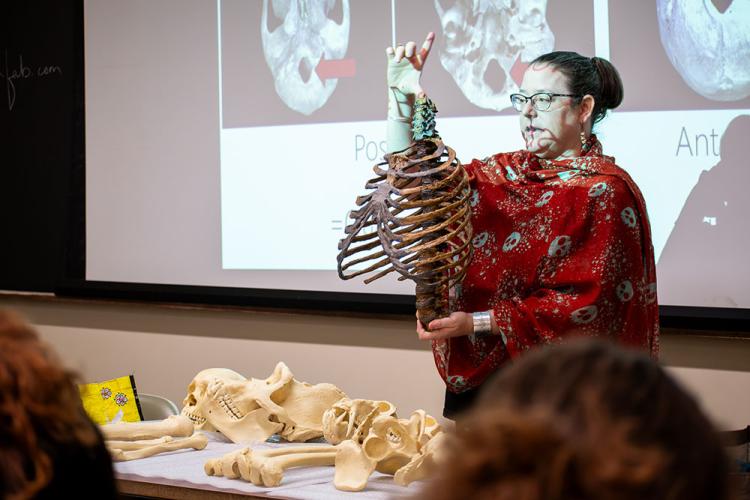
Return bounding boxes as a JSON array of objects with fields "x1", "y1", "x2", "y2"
[{"x1": 434, "y1": 136, "x2": 659, "y2": 393}]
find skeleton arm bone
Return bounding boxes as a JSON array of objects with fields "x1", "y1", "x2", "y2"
[
  {"x1": 100, "y1": 415, "x2": 194, "y2": 441},
  {"x1": 106, "y1": 436, "x2": 173, "y2": 451},
  {"x1": 110, "y1": 432, "x2": 208, "y2": 461}
]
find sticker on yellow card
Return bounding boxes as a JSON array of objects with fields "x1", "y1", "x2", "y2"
[{"x1": 79, "y1": 375, "x2": 144, "y2": 425}]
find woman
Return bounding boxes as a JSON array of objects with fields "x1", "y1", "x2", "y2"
[
  {"x1": 418, "y1": 339, "x2": 728, "y2": 500},
  {"x1": 0, "y1": 310, "x2": 118, "y2": 499},
  {"x1": 386, "y1": 34, "x2": 658, "y2": 418}
]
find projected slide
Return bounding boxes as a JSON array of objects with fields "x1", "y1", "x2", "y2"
[
  {"x1": 607, "y1": 0, "x2": 750, "y2": 307},
  {"x1": 435, "y1": 0, "x2": 555, "y2": 111},
  {"x1": 85, "y1": 0, "x2": 750, "y2": 307},
  {"x1": 657, "y1": 0, "x2": 750, "y2": 102},
  {"x1": 219, "y1": 0, "x2": 594, "y2": 272},
  {"x1": 261, "y1": 0, "x2": 351, "y2": 115}
]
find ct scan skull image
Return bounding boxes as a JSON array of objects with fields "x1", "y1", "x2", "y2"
[
  {"x1": 657, "y1": 0, "x2": 750, "y2": 101},
  {"x1": 434, "y1": 0, "x2": 555, "y2": 111},
  {"x1": 261, "y1": 0, "x2": 350, "y2": 115}
]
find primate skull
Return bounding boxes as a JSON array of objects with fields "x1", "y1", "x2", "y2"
[
  {"x1": 181, "y1": 362, "x2": 346, "y2": 443},
  {"x1": 435, "y1": 0, "x2": 555, "y2": 111},
  {"x1": 657, "y1": 0, "x2": 750, "y2": 101},
  {"x1": 261, "y1": 0, "x2": 350, "y2": 115},
  {"x1": 182, "y1": 368, "x2": 247, "y2": 432}
]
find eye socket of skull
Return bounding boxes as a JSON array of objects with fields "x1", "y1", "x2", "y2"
[
  {"x1": 184, "y1": 381, "x2": 198, "y2": 406},
  {"x1": 183, "y1": 368, "x2": 246, "y2": 407},
  {"x1": 267, "y1": 0, "x2": 285, "y2": 30},
  {"x1": 327, "y1": 0, "x2": 345, "y2": 24}
]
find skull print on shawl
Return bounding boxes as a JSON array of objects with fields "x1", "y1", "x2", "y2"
[{"x1": 435, "y1": 135, "x2": 659, "y2": 393}]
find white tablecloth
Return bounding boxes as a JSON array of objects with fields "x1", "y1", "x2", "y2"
[{"x1": 114, "y1": 432, "x2": 423, "y2": 499}]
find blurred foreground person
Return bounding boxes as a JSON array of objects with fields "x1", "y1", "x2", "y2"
[
  {"x1": 0, "y1": 310, "x2": 117, "y2": 499},
  {"x1": 420, "y1": 339, "x2": 728, "y2": 500}
]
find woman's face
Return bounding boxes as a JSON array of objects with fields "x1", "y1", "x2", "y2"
[{"x1": 518, "y1": 63, "x2": 586, "y2": 159}]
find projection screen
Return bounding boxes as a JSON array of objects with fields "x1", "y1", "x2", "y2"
[{"x1": 84, "y1": 0, "x2": 750, "y2": 310}]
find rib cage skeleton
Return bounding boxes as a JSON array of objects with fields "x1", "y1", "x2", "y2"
[{"x1": 337, "y1": 139, "x2": 473, "y2": 325}]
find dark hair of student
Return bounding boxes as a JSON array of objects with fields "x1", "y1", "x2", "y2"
[
  {"x1": 0, "y1": 310, "x2": 117, "y2": 499},
  {"x1": 419, "y1": 339, "x2": 729, "y2": 500}
]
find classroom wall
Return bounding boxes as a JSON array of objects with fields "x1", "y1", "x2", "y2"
[{"x1": 2, "y1": 295, "x2": 749, "y2": 430}]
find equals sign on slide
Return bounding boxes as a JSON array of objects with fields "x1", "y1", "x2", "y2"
[{"x1": 331, "y1": 219, "x2": 343, "y2": 231}]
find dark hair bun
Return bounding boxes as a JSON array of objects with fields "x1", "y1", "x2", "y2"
[
  {"x1": 591, "y1": 57, "x2": 624, "y2": 112},
  {"x1": 531, "y1": 51, "x2": 623, "y2": 126}
]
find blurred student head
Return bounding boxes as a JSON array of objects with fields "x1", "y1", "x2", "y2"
[
  {"x1": 0, "y1": 309, "x2": 117, "y2": 499},
  {"x1": 421, "y1": 339, "x2": 728, "y2": 500}
]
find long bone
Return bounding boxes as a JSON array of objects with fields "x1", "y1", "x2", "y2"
[
  {"x1": 249, "y1": 448, "x2": 338, "y2": 487},
  {"x1": 100, "y1": 415, "x2": 194, "y2": 441},
  {"x1": 110, "y1": 432, "x2": 208, "y2": 461},
  {"x1": 106, "y1": 436, "x2": 173, "y2": 451}
]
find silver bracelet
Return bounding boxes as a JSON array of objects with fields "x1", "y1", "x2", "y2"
[{"x1": 472, "y1": 311, "x2": 492, "y2": 335}]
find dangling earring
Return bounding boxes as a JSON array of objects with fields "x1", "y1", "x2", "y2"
[{"x1": 580, "y1": 130, "x2": 590, "y2": 153}]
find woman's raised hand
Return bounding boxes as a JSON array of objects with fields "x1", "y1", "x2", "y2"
[{"x1": 386, "y1": 32, "x2": 435, "y2": 98}]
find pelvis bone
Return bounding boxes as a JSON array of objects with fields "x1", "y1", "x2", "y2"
[
  {"x1": 205, "y1": 406, "x2": 446, "y2": 491},
  {"x1": 335, "y1": 410, "x2": 445, "y2": 491},
  {"x1": 181, "y1": 362, "x2": 346, "y2": 443},
  {"x1": 322, "y1": 397, "x2": 397, "y2": 445}
]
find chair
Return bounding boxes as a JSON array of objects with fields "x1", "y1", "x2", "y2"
[
  {"x1": 719, "y1": 426, "x2": 750, "y2": 500},
  {"x1": 138, "y1": 393, "x2": 180, "y2": 421}
]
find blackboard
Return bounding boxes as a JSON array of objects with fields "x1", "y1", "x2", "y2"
[{"x1": 0, "y1": 1, "x2": 84, "y2": 292}]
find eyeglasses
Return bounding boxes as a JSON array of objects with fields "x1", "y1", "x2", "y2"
[{"x1": 509, "y1": 92, "x2": 580, "y2": 112}]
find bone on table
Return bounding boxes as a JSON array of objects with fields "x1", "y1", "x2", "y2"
[
  {"x1": 101, "y1": 415, "x2": 194, "y2": 441},
  {"x1": 110, "y1": 432, "x2": 208, "y2": 461}
]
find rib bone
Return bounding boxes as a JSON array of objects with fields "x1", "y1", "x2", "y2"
[{"x1": 338, "y1": 139, "x2": 473, "y2": 326}]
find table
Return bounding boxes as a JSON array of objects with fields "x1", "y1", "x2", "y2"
[{"x1": 115, "y1": 432, "x2": 421, "y2": 499}]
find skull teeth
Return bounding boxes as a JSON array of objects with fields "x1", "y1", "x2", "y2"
[
  {"x1": 217, "y1": 394, "x2": 243, "y2": 420},
  {"x1": 183, "y1": 409, "x2": 206, "y2": 424}
]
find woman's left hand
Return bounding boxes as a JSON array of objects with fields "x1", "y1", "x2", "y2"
[{"x1": 416, "y1": 311, "x2": 473, "y2": 340}]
